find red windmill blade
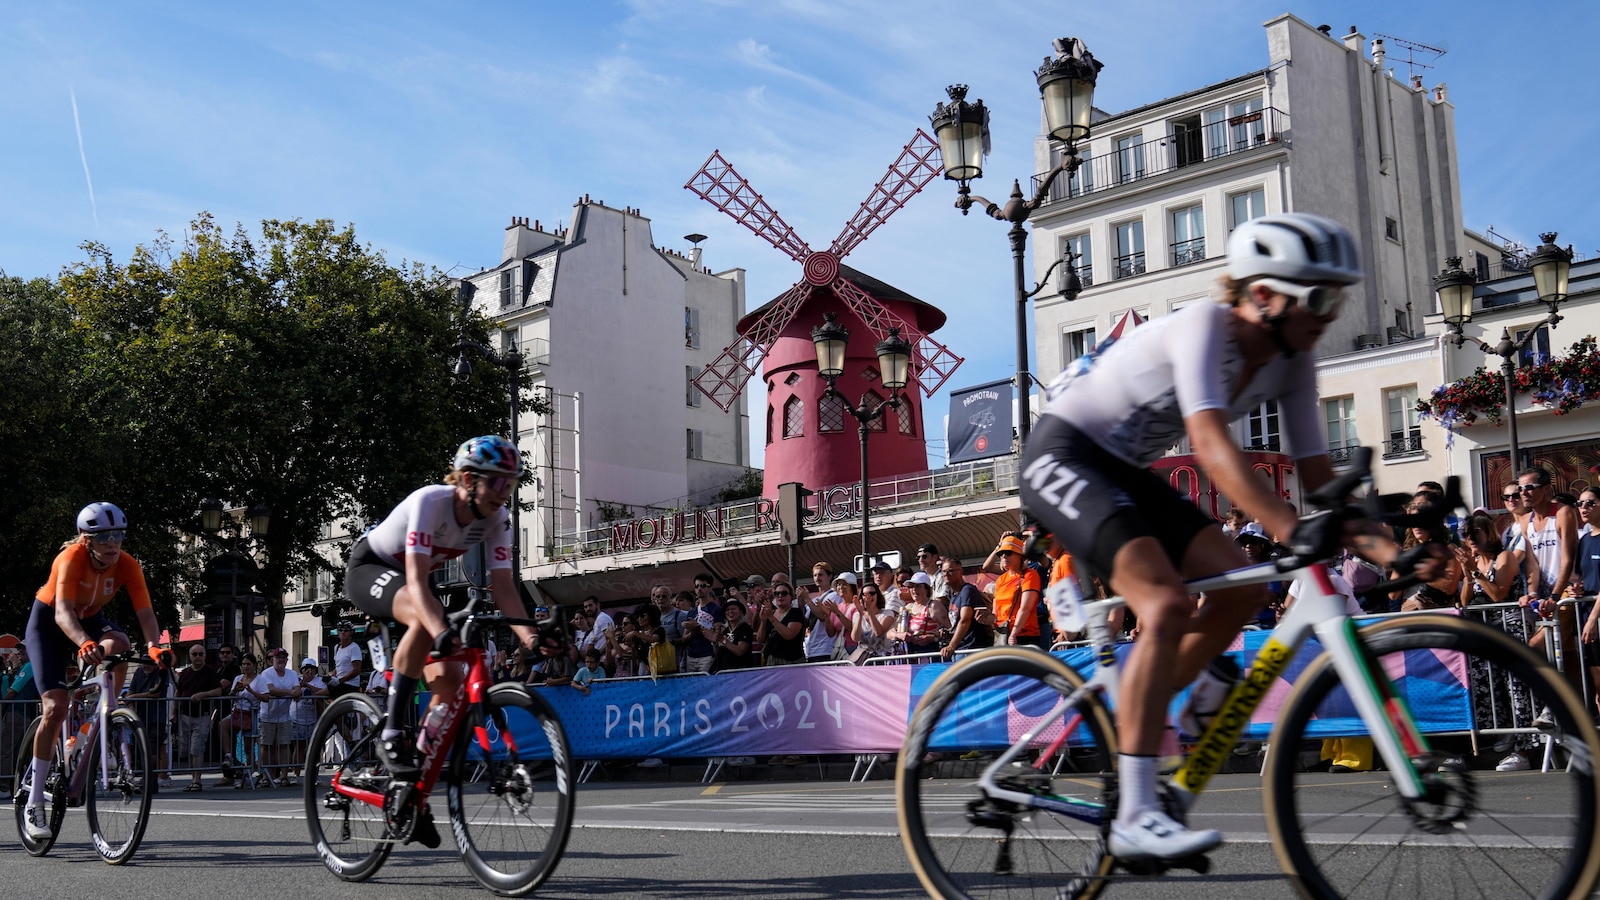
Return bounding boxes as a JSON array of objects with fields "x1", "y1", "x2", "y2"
[{"x1": 685, "y1": 129, "x2": 963, "y2": 411}]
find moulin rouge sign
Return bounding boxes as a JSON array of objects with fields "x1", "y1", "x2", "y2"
[{"x1": 608, "y1": 483, "x2": 865, "y2": 553}]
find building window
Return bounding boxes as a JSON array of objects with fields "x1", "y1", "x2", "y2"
[
  {"x1": 1170, "y1": 204, "x2": 1205, "y2": 266},
  {"x1": 1114, "y1": 220, "x2": 1145, "y2": 279},
  {"x1": 1115, "y1": 134, "x2": 1146, "y2": 183},
  {"x1": 784, "y1": 372, "x2": 801, "y2": 387},
  {"x1": 1385, "y1": 217, "x2": 1399, "y2": 241},
  {"x1": 1245, "y1": 400, "x2": 1280, "y2": 452},
  {"x1": 1324, "y1": 396, "x2": 1358, "y2": 464},
  {"x1": 897, "y1": 401, "x2": 914, "y2": 435},
  {"x1": 1062, "y1": 325, "x2": 1096, "y2": 363},
  {"x1": 818, "y1": 392, "x2": 846, "y2": 433},
  {"x1": 685, "y1": 307, "x2": 700, "y2": 349},
  {"x1": 1230, "y1": 188, "x2": 1266, "y2": 230},
  {"x1": 293, "y1": 631, "x2": 308, "y2": 666},
  {"x1": 499, "y1": 270, "x2": 514, "y2": 309},
  {"x1": 1063, "y1": 149, "x2": 1094, "y2": 197},
  {"x1": 685, "y1": 428, "x2": 703, "y2": 460},
  {"x1": 783, "y1": 396, "x2": 804, "y2": 439},
  {"x1": 863, "y1": 391, "x2": 886, "y2": 432},
  {"x1": 1384, "y1": 386, "x2": 1423, "y2": 458},
  {"x1": 1473, "y1": 251, "x2": 1491, "y2": 281},
  {"x1": 765, "y1": 404, "x2": 773, "y2": 446},
  {"x1": 686, "y1": 366, "x2": 702, "y2": 408},
  {"x1": 1515, "y1": 324, "x2": 1551, "y2": 368},
  {"x1": 1170, "y1": 113, "x2": 1204, "y2": 168},
  {"x1": 1062, "y1": 233, "x2": 1093, "y2": 288}
]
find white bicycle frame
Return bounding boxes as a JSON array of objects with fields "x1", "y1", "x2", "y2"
[
  {"x1": 972, "y1": 556, "x2": 1433, "y2": 823},
  {"x1": 65, "y1": 660, "x2": 125, "y2": 798}
]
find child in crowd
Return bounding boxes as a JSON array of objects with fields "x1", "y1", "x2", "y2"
[{"x1": 573, "y1": 651, "x2": 602, "y2": 695}]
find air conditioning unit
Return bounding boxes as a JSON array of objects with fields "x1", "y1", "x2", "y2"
[
  {"x1": 1355, "y1": 333, "x2": 1383, "y2": 351},
  {"x1": 1386, "y1": 326, "x2": 1412, "y2": 344}
]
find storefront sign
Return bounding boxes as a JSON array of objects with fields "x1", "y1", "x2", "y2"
[{"x1": 606, "y1": 483, "x2": 866, "y2": 553}]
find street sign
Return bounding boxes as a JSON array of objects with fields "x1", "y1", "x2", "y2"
[{"x1": 853, "y1": 550, "x2": 902, "y2": 572}]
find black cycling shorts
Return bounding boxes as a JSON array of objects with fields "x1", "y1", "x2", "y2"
[
  {"x1": 344, "y1": 538, "x2": 407, "y2": 621},
  {"x1": 25, "y1": 600, "x2": 124, "y2": 694},
  {"x1": 1019, "y1": 414, "x2": 1215, "y2": 583}
]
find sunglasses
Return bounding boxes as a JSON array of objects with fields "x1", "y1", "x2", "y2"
[
  {"x1": 1578, "y1": 500, "x2": 1598, "y2": 509},
  {"x1": 89, "y1": 530, "x2": 126, "y2": 544},
  {"x1": 1502, "y1": 493, "x2": 1520, "y2": 501},
  {"x1": 1256, "y1": 277, "x2": 1346, "y2": 318},
  {"x1": 473, "y1": 473, "x2": 513, "y2": 492},
  {"x1": 1517, "y1": 484, "x2": 1542, "y2": 493},
  {"x1": 772, "y1": 590, "x2": 792, "y2": 597}
]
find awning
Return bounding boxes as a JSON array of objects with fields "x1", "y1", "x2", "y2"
[{"x1": 158, "y1": 624, "x2": 206, "y2": 645}]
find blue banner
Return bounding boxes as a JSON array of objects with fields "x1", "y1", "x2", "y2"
[{"x1": 946, "y1": 378, "x2": 1013, "y2": 464}]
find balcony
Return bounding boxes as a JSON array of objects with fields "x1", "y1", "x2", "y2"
[
  {"x1": 1383, "y1": 433, "x2": 1424, "y2": 460},
  {"x1": 1113, "y1": 252, "x2": 1146, "y2": 280},
  {"x1": 1033, "y1": 107, "x2": 1288, "y2": 205},
  {"x1": 1327, "y1": 445, "x2": 1358, "y2": 466},
  {"x1": 1171, "y1": 237, "x2": 1207, "y2": 267}
]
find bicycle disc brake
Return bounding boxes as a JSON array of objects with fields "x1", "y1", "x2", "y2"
[
  {"x1": 382, "y1": 781, "x2": 419, "y2": 843},
  {"x1": 491, "y1": 760, "x2": 535, "y2": 816},
  {"x1": 1402, "y1": 754, "x2": 1478, "y2": 835}
]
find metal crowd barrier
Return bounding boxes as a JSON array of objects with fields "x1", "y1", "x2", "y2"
[{"x1": 114, "y1": 693, "x2": 324, "y2": 790}]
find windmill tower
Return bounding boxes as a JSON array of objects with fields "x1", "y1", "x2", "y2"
[{"x1": 686, "y1": 132, "x2": 964, "y2": 496}]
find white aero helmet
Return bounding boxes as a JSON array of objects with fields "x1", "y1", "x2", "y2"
[
  {"x1": 1226, "y1": 213, "x2": 1363, "y2": 287},
  {"x1": 77, "y1": 502, "x2": 128, "y2": 533}
]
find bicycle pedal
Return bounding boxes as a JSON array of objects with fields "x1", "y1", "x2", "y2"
[{"x1": 1117, "y1": 852, "x2": 1211, "y2": 877}]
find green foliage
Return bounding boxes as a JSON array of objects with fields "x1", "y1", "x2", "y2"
[
  {"x1": 1, "y1": 215, "x2": 527, "y2": 641},
  {"x1": 715, "y1": 469, "x2": 765, "y2": 504}
]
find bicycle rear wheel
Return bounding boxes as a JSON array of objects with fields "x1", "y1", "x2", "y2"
[
  {"x1": 12, "y1": 716, "x2": 66, "y2": 856},
  {"x1": 1264, "y1": 614, "x2": 1600, "y2": 899},
  {"x1": 85, "y1": 708, "x2": 153, "y2": 864},
  {"x1": 303, "y1": 693, "x2": 393, "y2": 882},
  {"x1": 447, "y1": 682, "x2": 575, "y2": 897},
  {"x1": 897, "y1": 647, "x2": 1119, "y2": 900}
]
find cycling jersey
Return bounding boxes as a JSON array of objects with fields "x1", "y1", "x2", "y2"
[
  {"x1": 1042, "y1": 301, "x2": 1326, "y2": 467},
  {"x1": 363, "y1": 484, "x2": 512, "y2": 572},
  {"x1": 35, "y1": 542, "x2": 153, "y2": 617}
]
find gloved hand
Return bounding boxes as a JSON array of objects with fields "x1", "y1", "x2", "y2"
[{"x1": 429, "y1": 628, "x2": 462, "y2": 661}]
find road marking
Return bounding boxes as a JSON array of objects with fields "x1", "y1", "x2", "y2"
[{"x1": 700, "y1": 784, "x2": 722, "y2": 795}]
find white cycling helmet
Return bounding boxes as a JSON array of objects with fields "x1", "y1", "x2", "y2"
[
  {"x1": 77, "y1": 502, "x2": 128, "y2": 533},
  {"x1": 1226, "y1": 213, "x2": 1363, "y2": 287}
]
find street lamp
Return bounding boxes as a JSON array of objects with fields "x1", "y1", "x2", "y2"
[
  {"x1": 452, "y1": 338, "x2": 527, "y2": 572},
  {"x1": 1433, "y1": 234, "x2": 1574, "y2": 471},
  {"x1": 810, "y1": 314, "x2": 913, "y2": 573},
  {"x1": 930, "y1": 36, "x2": 1102, "y2": 449},
  {"x1": 194, "y1": 499, "x2": 271, "y2": 656}
]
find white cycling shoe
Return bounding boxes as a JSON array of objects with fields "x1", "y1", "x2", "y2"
[
  {"x1": 23, "y1": 804, "x2": 51, "y2": 840},
  {"x1": 1109, "y1": 810, "x2": 1222, "y2": 861}
]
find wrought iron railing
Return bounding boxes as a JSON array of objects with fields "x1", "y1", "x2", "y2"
[
  {"x1": 1171, "y1": 238, "x2": 1207, "y2": 267},
  {"x1": 1113, "y1": 252, "x2": 1146, "y2": 280},
  {"x1": 1244, "y1": 440, "x2": 1282, "y2": 453},
  {"x1": 1034, "y1": 107, "x2": 1288, "y2": 205},
  {"x1": 1383, "y1": 433, "x2": 1424, "y2": 459},
  {"x1": 1327, "y1": 445, "x2": 1358, "y2": 465}
]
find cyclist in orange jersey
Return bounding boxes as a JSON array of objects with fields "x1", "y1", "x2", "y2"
[{"x1": 22, "y1": 502, "x2": 168, "y2": 839}]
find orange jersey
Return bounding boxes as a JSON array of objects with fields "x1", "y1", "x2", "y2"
[
  {"x1": 1049, "y1": 551, "x2": 1077, "y2": 586},
  {"x1": 993, "y1": 568, "x2": 1042, "y2": 636},
  {"x1": 35, "y1": 542, "x2": 152, "y2": 617}
]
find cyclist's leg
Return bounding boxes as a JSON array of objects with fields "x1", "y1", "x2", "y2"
[{"x1": 24, "y1": 601, "x2": 74, "y2": 770}]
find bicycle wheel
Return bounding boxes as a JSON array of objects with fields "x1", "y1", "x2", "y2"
[
  {"x1": 85, "y1": 708, "x2": 154, "y2": 864},
  {"x1": 897, "y1": 647, "x2": 1119, "y2": 900},
  {"x1": 446, "y1": 682, "x2": 575, "y2": 897},
  {"x1": 303, "y1": 693, "x2": 393, "y2": 882},
  {"x1": 1264, "y1": 614, "x2": 1600, "y2": 899},
  {"x1": 12, "y1": 716, "x2": 67, "y2": 857}
]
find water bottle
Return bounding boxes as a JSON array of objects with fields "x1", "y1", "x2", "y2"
[{"x1": 416, "y1": 704, "x2": 448, "y2": 758}]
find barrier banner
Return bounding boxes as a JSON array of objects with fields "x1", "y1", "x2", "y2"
[{"x1": 465, "y1": 625, "x2": 1472, "y2": 759}]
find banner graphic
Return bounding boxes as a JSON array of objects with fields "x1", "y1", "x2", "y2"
[{"x1": 946, "y1": 379, "x2": 1013, "y2": 464}]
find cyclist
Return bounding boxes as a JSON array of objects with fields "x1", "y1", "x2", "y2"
[
  {"x1": 23, "y1": 502, "x2": 167, "y2": 840},
  {"x1": 343, "y1": 435, "x2": 539, "y2": 840},
  {"x1": 1024, "y1": 213, "x2": 1428, "y2": 862}
]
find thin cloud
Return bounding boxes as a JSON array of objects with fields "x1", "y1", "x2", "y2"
[{"x1": 68, "y1": 85, "x2": 98, "y2": 229}]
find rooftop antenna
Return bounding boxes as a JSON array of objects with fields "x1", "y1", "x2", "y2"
[{"x1": 1372, "y1": 32, "x2": 1445, "y2": 81}]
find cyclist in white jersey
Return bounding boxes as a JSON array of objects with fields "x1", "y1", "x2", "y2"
[
  {"x1": 345, "y1": 435, "x2": 538, "y2": 787},
  {"x1": 1023, "y1": 214, "x2": 1432, "y2": 862}
]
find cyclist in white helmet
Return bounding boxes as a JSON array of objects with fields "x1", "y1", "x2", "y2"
[
  {"x1": 1024, "y1": 214, "x2": 1435, "y2": 861},
  {"x1": 345, "y1": 436, "x2": 539, "y2": 805}
]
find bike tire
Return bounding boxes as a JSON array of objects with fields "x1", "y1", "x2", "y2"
[
  {"x1": 897, "y1": 647, "x2": 1119, "y2": 900},
  {"x1": 446, "y1": 682, "x2": 575, "y2": 897},
  {"x1": 303, "y1": 693, "x2": 393, "y2": 882},
  {"x1": 84, "y1": 707, "x2": 154, "y2": 864},
  {"x1": 1264, "y1": 614, "x2": 1600, "y2": 900},
  {"x1": 12, "y1": 716, "x2": 67, "y2": 857}
]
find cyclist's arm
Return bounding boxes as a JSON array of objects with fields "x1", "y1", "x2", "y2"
[
  {"x1": 133, "y1": 606, "x2": 162, "y2": 653},
  {"x1": 1186, "y1": 408, "x2": 1299, "y2": 540}
]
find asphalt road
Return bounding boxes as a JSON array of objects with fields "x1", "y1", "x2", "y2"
[{"x1": 0, "y1": 771, "x2": 1589, "y2": 899}]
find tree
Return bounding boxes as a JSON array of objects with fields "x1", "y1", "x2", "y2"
[{"x1": 45, "y1": 214, "x2": 539, "y2": 645}]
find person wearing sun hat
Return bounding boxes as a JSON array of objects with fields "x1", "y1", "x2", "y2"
[{"x1": 983, "y1": 533, "x2": 1044, "y2": 648}]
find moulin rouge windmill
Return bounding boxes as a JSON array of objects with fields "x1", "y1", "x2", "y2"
[{"x1": 686, "y1": 131, "x2": 965, "y2": 496}]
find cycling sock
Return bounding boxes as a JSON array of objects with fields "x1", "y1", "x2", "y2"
[
  {"x1": 27, "y1": 757, "x2": 50, "y2": 807},
  {"x1": 1116, "y1": 753, "x2": 1160, "y2": 827},
  {"x1": 384, "y1": 673, "x2": 420, "y2": 739}
]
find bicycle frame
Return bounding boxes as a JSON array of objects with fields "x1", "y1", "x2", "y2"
[
  {"x1": 63, "y1": 659, "x2": 130, "y2": 802},
  {"x1": 972, "y1": 556, "x2": 1435, "y2": 824}
]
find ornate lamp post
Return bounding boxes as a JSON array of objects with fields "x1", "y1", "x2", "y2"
[
  {"x1": 811, "y1": 313, "x2": 913, "y2": 572},
  {"x1": 195, "y1": 499, "x2": 271, "y2": 654},
  {"x1": 930, "y1": 36, "x2": 1102, "y2": 447},
  {"x1": 452, "y1": 339, "x2": 526, "y2": 572},
  {"x1": 1434, "y1": 233, "x2": 1574, "y2": 471}
]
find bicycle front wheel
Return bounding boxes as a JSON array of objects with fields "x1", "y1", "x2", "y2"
[
  {"x1": 12, "y1": 716, "x2": 66, "y2": 857},
  {"x1": 85, "y1": 708, "x2": 154, "y2": 864},
  {"x1": 303, "y1": 693, "x2": 393, "y2": 882},
  {"x1": 1264, "y1": 614, "x2": 1600, "y2": 900},
  {"x1": 447, "y1": 682, "x2": 575, "y2": 897},
  {"x1": 897, "y1": 647, "x2": 1118, "y2": 900}
]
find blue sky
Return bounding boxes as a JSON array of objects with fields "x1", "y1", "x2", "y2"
[{"x1": 3, "y1": 1, "x2": 1595, "y2": 469}]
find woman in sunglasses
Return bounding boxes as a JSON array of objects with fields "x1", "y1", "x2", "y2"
[
  {"x1": 1021, "y1": 213, "x2": 1433, "y2": 863},
  {"x1": 343, "y1": 435, "x2": 540, "y2": 795},
  {"x1": 22, "y1": 502, "x2": 168, "y2": 839}
]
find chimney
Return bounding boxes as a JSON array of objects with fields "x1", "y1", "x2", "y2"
[
  {"x1": 1410, "y1": 74, "x2": 1424, "y2": 91},
  {"x1": 1318, "y1": 24, "x2": 1332, "y2": 35},
  {"x1": 1343, "y1": 26, "x2": 1364, "y2": 53},
  {"x1": 1434, "y1": 83, "x2": 1449, "y2": 102}
]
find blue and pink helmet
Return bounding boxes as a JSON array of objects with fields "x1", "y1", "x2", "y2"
[{"x1": 452, "y1": 435, "x2": 521, "y2": 476}]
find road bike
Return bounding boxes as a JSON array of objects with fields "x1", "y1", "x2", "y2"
[
  {"x1": 303, "y1": 582, "x2": 575, "y2": 897},
  {"x1": 896, "y1": 451, "x2": 1600, "y2": 899},
  {"x1": 13, "y1": 649, "x2": 157, "y2": 864}
]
